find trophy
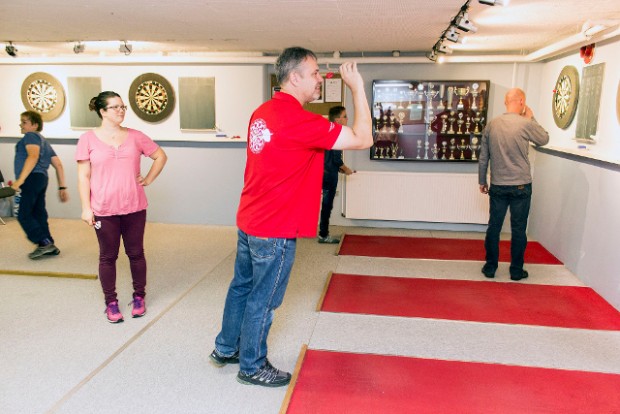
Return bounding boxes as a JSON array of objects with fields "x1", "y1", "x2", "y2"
[
  {"x1": 424, "y1": 83, "x2": 439, "y2": 113},
  {"x1": 454, "y1": 86, "x2": 470, "y2": 110},
  {"x1": 457, "y1": 139, "x2": 467, "y2": 160},
  {"x1": 379, "y1": 147, "x2": 385, "y2": 158},
  {"x1": 441, "y1": 141, "x2": 448, "y2": 160},
  {"x1": 473, "y1": 116, "x2": 480, "y2": 134},
  {"x1": 448, "y1": 111, "x2": 456, "y2": 134},
  {"x1": 437, "y1": 84, "x2": 445, "y2": 111},
  {"x1": 389, "y1": 114, "x2": 396, "y2": 133},
  {"x1": 373, "y1": 146, "x2": 379, "y2": 158},
  {"x1": 391, "y1": 143, "x2": 399, "y2": 159},
  {"x1": 416, "y1": 139, "x2": 423, "y2": 159},
  {"x1": 457, "y1": 112, "x2": 464, "y2": 134},
  {"x1": 447, "y1": 86, "x2": 454, "y2": 110},
  {"x1": 449, "y1": 138, "x2": 456, "y2": 160},
  {"x1": 470, "y1": 136, "x2": 480, "y2": 160},
  {"x1": 471, "y1": 83, "x2": 479, "y2": 111},
  {"x1": 440, "y1": 114, "x2": 448, "y2": 134},
  {"x1": 431, "y1": 143, "x2": 439, "y2": 160},
  {"x1": 424, "y1": 141, "x2": 429, "y2": 160},
  {"x1": 398, "y1": 112, "x2": 405, "y2": 133},
  {"x1": 465, "y1": 116, "x2": 471, "y2": 134}
]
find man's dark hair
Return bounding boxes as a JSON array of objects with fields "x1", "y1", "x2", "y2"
[
  {"x1": 21, "y1": 110, "x2": 43, "y2": 132},
  {"x1": 275, "y1": 47, "x2": 317, "y2": 85},
  {"x1": 328, "y1": 106, "x2": 346, "y2": 122}
]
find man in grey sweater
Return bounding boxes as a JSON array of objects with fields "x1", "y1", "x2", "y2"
[{"x1": 478, "y1": 88, "x2": 549, "y2": 281}]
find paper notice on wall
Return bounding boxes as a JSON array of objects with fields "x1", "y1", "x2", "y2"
[{"x1": 325, "y1": 78, "x2": 342, "y2": 103}]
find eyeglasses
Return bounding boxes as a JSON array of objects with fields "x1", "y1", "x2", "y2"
[{"x1": 105, "y1": 105, "x2": 128, "y2": 111}]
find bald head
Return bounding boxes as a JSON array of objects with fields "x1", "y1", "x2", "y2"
[{"x1": 505, "y1": 88, "x2": 526, "y2": 114}]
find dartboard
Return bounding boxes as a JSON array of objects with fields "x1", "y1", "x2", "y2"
[
  {"x1": 552, "y1": 66, "x2": 579, "y2": 129},
  {"x1": 129, "y1": 73, "x2": 175, "y2": 122},
  {"x1": 135, "y1": 80, "x2": 168, "y2": 115},
  {"x1": 20, "y1": 72, "x2": 66, "y2": 121}
]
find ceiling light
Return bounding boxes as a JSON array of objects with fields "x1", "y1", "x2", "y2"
[
  {"x1": 445, "y1": 27, "x2": 460, "y2": 43},
  {"x1": 5, "y1": 42, "x2": 17, "y2": 57},
  {"x1": 427, "y1": 51, "x2": 438, "y2": 62},
  {"x1": 73, "y1": 42, "x2": 85, "y2": 54},
  {"x1": 436, "y1": 44, "x2": 453, "y2": 54},
  {"x1": 457, "y1": 13, "x2": 478, "y2": 33},
  {"x1": 479, "y1": 0, "x2": 505, "y2": 6},
  {"x1": 119, "y1": 41, "x2": 132, "y2": 55},
  {"x1": 392, "y1": 50, "x2": 400, "y2": 57}
]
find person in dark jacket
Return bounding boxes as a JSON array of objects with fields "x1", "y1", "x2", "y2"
[{"x1": 318, "y1": 105, "x2": 354, "y2": 244}]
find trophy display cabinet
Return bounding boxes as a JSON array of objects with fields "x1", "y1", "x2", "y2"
[{"x1": 371, "y1": 79, "x2": 490, "y2": 162}]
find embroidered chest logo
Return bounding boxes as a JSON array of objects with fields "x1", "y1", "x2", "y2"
[{"x1": 249, "y1": 118, "x2": 272, "y2": 154}]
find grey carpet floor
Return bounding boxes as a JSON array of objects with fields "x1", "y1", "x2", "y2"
[{"x1": 1, "y1": 218, "x2": 618, "y2": 414}]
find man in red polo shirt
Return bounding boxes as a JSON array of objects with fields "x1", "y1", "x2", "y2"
[{"x1": 211, "y1": 46, "x2": 372, "y2": 387}]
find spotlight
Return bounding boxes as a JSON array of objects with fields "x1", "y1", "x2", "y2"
[
  {"x1": 457, "y1": 13, "x2": 478, "y2": 33},
  {"x1": 445, "y1": 27, "x2": 460, "y2": 43},
  {"x1": 119, "y1": 41, "x2": 132, "y2": 55},
  {"x1": 5, "y1": 42, "x2": 17, "y2": 57},
  {"x1": 73, "y1": 42, "x2": 85, "y2": 54},
  {"x1": 392, "y1": 50, "x2": 400, "y2": 57},
  {"x1": 436, "y1": 43, "x2": 452, "y2": 54},
  {"x1": 479, "y1": 0, "x2": 505, "y2": 5},
  {"x1": 427, "y1": 51, "x2": 438, "y2": 62}
]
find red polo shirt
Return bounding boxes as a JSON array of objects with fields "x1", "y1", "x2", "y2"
[{"x1": 237, "y1": 92, "x2": 342, "y2": 238}]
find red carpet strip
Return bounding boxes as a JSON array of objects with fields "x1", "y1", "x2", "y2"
[
  {"x1": 338, "y1": 234, "x2": 562, "y2": 264},
  {"x1": 320, "y1": 274, "x2": 620, "y2": 330},
  {"x1": 284, "y1": 349, "x2": 620, "y2": 414}
]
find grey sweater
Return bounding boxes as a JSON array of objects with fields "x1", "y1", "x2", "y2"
[{"x1": 478, "y1": 112, "x2": 549, "y2": 186}]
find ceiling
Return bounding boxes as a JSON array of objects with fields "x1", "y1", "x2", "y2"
[{"x1": 1, "y1": 0, "x2": 619, "y2": 63}]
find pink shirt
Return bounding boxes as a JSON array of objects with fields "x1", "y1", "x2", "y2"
[{"x1": 75, "y1": 128, "x2": 159, "y2": 216}]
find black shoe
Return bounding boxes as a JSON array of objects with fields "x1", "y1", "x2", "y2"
[
  {"x1": 28, "y1": 244, "x2": 60, "y2": 260},
  {"x1": 209, "y1": 349, "x2": 239, "y2": 367},
  {"x1": 510, "y1": 270, "x2": 529, "y2": 281},
  {"x1": 318, "y1": 235, "x2": 340, "y2": 244},
  {"x1": 481, "y1": 264, "x2": 496, "y2": 279},
  {"x1": 236, "y1": 359, "x2": 291, "y2": 387}
]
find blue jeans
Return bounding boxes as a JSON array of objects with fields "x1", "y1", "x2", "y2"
[
  {"x1": 484, "y1": 184, "x2": 532, "y2": 276},
  {"x1": 215, "y1": 229, "x2": 297, "y2": 375},
  {"x1": 319, "y1": 179, "x2": 337, "y2": 238}
]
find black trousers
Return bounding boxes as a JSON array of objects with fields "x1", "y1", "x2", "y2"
[
  {"x1": 17, "y1": 173, "x2": 52, "y2": 245},
  {"x1": 319, "y1": 177, "x2": 338, "y2": 238}
]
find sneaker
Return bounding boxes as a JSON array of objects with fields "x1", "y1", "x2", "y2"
[
  {"x1": 28, "y1": 244, "x2": 60, "y2": 260},
  {"x1": 236, "y1": 359, "x2": 291, "y2": 387},
  {"x1": 105, "y1": 301, "x2": 124, "y2": 323},
  {"x1": 481, "y1": 264, "x2": 496, "y2": 279},
  {"x1": 318, "y1": 235, "x2": 340, "y2": 244},
  {"x1": 510, "y1": 270, "x2": 529, "y2": 281},
  {"x1": 209, "y1": 349, "x2": 240, "y2": 367},
  {"x1": 130, "y1": 296, "x2": 146, "y2": 318}
]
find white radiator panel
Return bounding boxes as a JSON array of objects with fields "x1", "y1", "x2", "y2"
[{"x1": 344, "y1": 171, "x2": 489, "y2": 224}]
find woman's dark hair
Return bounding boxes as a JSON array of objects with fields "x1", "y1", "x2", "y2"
[
  {"x1": 20, "y1": 110, "x2": 43, "y2": 132},
  {"x1": 89, "y1": 91, "x2": 121, "y2": 119},
  {"x1": 275, "y1": 47, "x2": 317, "y2": 85}
]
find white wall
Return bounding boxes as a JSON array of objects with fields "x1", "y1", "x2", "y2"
[
  {"x1": 0, "y1": 64, "x2": 265, "y2": 140},
  {"x1": 529, "y1": 38, "x2": 620, "y2": 310},
  {"x1": 0, "y1": 64, "x2": 263, "y2": 225},
  {"x1": 329, "y1": 61, "x2": 543, "y2": 231}
]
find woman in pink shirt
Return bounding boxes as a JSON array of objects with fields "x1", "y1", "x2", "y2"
[{"x1": 76, "y1": 91, "x2": 167, "y2": 323}]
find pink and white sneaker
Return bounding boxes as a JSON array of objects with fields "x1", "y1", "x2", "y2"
[
  {"x1": 105, "y1": 301, "x2": 124, "y2": 323},
  {"x1": 131, "y1": 296, "x2": 146, "y2": 318}
]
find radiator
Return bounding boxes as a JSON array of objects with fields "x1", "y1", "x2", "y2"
[{"x1": 343, "y1": 171, "x2": 489, "y2": 224}]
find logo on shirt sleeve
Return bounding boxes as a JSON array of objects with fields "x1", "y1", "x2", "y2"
[
  {"x1": 249, "y1": 118, "x2": 272, "y2": 154},
  {"x1": 328, "y1": 122, "x2": 335, "y2": 132}
]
